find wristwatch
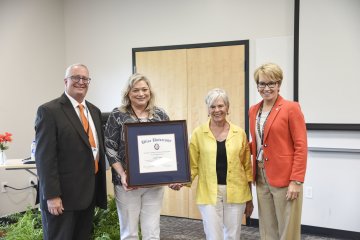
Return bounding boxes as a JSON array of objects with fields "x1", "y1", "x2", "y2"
[{"x1": 293, "y1": 181, "x2": 303, "y2": 185}]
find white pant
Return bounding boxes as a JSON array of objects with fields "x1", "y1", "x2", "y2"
[
  {"x1": 198, "y1": 185, "x2": 246, "y2": 240},
  {"x1": 114, "y1": 185, "x2": 165, "y2": 240}
]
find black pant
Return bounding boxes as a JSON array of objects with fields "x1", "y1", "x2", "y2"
[{"x1": 41, "y1": 200, "x2": 95, "y2": 240}]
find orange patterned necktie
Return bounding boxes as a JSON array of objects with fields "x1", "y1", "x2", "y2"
[{"x1": 78, "y1": 104, "x2": 99, "y2": 174}]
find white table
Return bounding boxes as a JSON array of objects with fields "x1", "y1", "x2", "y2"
[{"x1": 2, "y1": 158, "x2": 37, "y2": 177}]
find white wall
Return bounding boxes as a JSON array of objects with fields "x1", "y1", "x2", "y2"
[
  {"x1": 1, "y1": 0, "x2": 359, "y2": 233},
  {"x1": 304, "y1": 131, "x2": 360, "y2": 231},
  {"x1": 0, "y1": 0, "x2": 65, "y2": 158},
  {"x1": 0, "y1": 0, "x2": 65, "y2": 216},
  {"x1": 63, "y1": 0, "x2": 294, "y2": 112},
  {"x1": 0, "y1": 162, "x2": 38, "y2": 217}
]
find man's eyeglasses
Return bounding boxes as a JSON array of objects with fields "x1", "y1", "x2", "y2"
[
  {"x1": 68, "y1": 76, "x2": 91, "y2": 84},
  {"x1": 257, "y1": 81, "x2": 278, "y2": 89}
]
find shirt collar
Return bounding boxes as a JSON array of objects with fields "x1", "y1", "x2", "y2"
[{"x1": 65, "y1": 91, "x2": 87, "y2": 109}]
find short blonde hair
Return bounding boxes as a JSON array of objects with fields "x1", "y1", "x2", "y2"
[
  {"x1": 254, "y1": 63, "x2": 283, "y2": 86},
  {"x1": 120, "y1": 73, "x2": 156, "y2": 115}
]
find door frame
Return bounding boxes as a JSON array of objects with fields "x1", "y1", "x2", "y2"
[{"x1": 132, "y1": 40, "x2": 250, "y2": 135}]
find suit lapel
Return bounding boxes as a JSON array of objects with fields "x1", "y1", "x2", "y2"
[
  {"x1": 250, "y1": 102, "x2": 262, "y2": 143},
  {"x1": 264, "y1": 96, "x2": 284, "y2": 142},
  {"x1": 59, "y1": 94, "x2": 91, "y2": 148}
]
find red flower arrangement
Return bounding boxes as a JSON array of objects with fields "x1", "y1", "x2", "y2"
[{"x1": 0, "y1": 132, "x2": 13, "y2": 150}]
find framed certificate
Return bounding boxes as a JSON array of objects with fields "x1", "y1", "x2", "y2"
[{"x1": 124, "y1": 120, "x2": 190, "y2": 187}]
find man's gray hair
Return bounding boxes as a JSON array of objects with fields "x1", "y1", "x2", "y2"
[{"x1": 64, "y1": 63, "x2": 89, "y2": 78}]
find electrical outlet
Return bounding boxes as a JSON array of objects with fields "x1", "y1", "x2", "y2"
[
  {"x1": 1, "y1": 182, "x2": 8, "y2": 193},
  {"x1": 29, "y1": 177, "x2": 37, "y2": 187},
  {"x1": 305, "y1": 186, "x2": 313, "y2": 199}
]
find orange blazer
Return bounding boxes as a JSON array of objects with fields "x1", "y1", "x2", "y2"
[{"x1": 249, "y1": 95, "x2": 307, "y2": 187}]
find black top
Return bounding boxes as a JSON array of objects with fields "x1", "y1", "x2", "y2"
[{"x1": 216, "y1": 140, "x2": 227, "y2": 185}]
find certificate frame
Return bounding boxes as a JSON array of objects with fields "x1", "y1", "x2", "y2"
[{"x1": 124, "y1": 120, "x2": 190, "y2": 187}]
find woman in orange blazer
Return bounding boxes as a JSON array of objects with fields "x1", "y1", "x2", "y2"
[{"x1": 249, "y1": 63, "x2": 307, "y2": 240}]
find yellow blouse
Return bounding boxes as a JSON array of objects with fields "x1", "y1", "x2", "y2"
[{"x1": 189, "y1": 120, "x2": 252, "y2": 204}]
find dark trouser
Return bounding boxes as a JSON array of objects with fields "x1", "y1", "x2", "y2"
[{"x1": 41, "y1": 201, "x2": 95, "y2": 240}]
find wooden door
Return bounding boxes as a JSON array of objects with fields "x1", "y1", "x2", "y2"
[
  {"x1": 186, "y1": 45, "x2": 246, "y2": 218},
  {"x1": 135, "y1": 49, "x2": 190, "y2": 218},
  {"x1": 134, "y1": 43, "x2": 247, "y2": 220}
]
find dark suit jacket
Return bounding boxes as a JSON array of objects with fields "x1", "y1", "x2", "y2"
[{"x1": 35, "y1": 93, "x2": 107, "y2": 211}]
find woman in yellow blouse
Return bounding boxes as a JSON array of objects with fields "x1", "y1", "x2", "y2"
[{"x1": 189, "y1": 88, "x2": 253, "y2": 240}]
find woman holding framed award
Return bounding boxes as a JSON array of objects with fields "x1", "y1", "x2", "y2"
[{"x1": 104, "y1": 73, "x2": 170, "y2": 240}]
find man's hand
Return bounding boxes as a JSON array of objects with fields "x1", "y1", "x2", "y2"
[{"x1": 47, "y1": 197, "x2": 64, "y2": 215}]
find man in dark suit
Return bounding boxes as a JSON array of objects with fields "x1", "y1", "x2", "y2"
[{"x1": 35, "y1": 63, "x2": 107, "y2": 240}]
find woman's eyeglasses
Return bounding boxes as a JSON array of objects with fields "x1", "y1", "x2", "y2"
[{"x1": 257, "y1": 81, "x2": 278, "y2": 89}]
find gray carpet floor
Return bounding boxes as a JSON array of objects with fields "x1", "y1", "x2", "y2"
[{"x1": 160, "y1": 216, "x2": 348, "y2": 240}]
